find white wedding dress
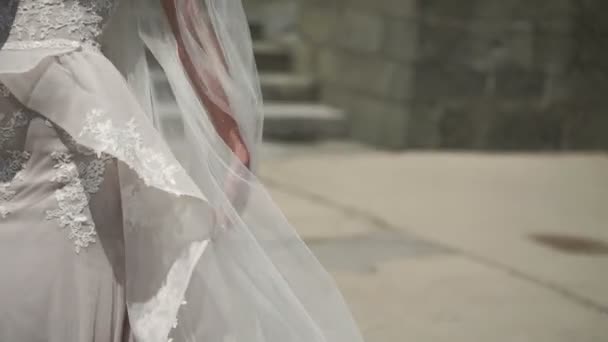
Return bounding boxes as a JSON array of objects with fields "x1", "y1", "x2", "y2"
[
  {"x1": 0, "y1": 1, "x2": 365, "y2": 342},
  {"x1": 1, "y1": 1, "x2": 132, "y2": 340}
]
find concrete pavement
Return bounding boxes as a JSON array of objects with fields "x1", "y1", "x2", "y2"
[{"x1": 259, "y1": 141, "x2": 608, "y2": 342}]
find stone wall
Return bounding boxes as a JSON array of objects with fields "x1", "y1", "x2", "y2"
[
  {"x1": 563, "y1": 0, "x2": 608, "y2": 149},
  {"x1": 297, "y1": 0, "x2": 414, "y2": 149},
  {"x1": 296, "y1": 0, "x2": 608, "y2": 150},
  {"x1": 243, "y1": 0, "x2": 298, "y2": 37},
  {"x1": 243, "y1": 0, "x2": 276, "y2": 12}
]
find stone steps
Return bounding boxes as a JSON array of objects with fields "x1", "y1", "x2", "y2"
[
  {"x1": 263, "y1": 103, "x2": 347, "y2": 140},
  {"x1": 147, "y1": 25, "x2": 349, "y2": 141},
  {"x1": 253, "y1": 37, "x2": 348, "y2": 140},
  {"x1": 147, "y1": 40, "x2": 295, "y2": 73},
  {"x1": 151, "y1": 69, "x2": 318, "y2": 104},
  {"x1": 152, "y1": 101, "x2": 347, "y2": 141},
  {"x1": 253, "y1": 41, "x2": 293, "y2": 73},
  {"x1": 248, "y1": 21, "x2": 264, "y2": 41},
  {"x1": 260, "y1": 73, "x2": 318, "y2": 102}
]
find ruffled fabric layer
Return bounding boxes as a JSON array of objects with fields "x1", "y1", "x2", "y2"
[
  {"x1": 0, "y1": 43, "x2": 215, "y2": 340},
  {"x1": 1, "y1": 39, "x2": 363, "y2": 342}
]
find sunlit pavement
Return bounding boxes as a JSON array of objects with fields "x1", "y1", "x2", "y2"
[{"x1": 260, "y1": 141, "x2": 608, "y2": 342}]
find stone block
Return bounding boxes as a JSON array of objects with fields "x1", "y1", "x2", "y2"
[
  {"x1": 297, "y1": 0, "x2": 327, "y2": 8},
  {"x1": 472, "y1": 0, "x2": 537, "y2": 21},
  {"x1": 575, "y1": 1, "x2": 608, "y2": 34},
  {"x1": 347, "y1": 96, "x2": 408, "y2": 148},
  {"x1": 378, "y1": 0, "x2": 417, "y2": 18},
  {"x1": 321, "y1": 86, "x2": 358, "y2": 112},
  {"x1": 418, "y1": 0, "x2": 477, "y2": 19},
  {"x1": 499, "y1": 20, "x2": 535, "y2": 68},
  {"x1": 455, "y1": 19, "x2": 534, "y2": 69},
  {"x1": 570, "y1": 70, "x2": 608, "y2": 102},
  {"x1": 575, "y1": 37, "x2": 608, "y2": 69},
  {"x1": 254, "y1": 41, "x2": 293, "y2": 72},
  {"x1": 562, "y1": 106, "x2": 608, "y2": 150},
  {"x1": 261, "y1": 2, "x2": 299, "y2": 37},
  {"x1": 538, "y1": 72, "x2": 573, "y2": 108},
  {"x1": 298, "y1": 5, "x2": 337, "y2": 44},
  {"x1": 347, "y1": 0, "x2": 417, "y2": 18},
  {"x1": 260, "y1": 73, "x2": 318, "y2": 102},
  {"x1": 317, "y1": 48, "x2": 342, "y2": 83},
  {"x1": 384, "y1": 18, "x2": 418, "y2": 61},
  {"x1": 366, "y1": 62, "x2": 408, "y2": 100},
  {"x1": 438, "y1": 107, "x2": 479, "y2": 149},
  {"x1": 406, "y1": 101, "x2": 443, "y2": 148},
  {"x1": 495, "y1": 65, "x2": 545, "y2": 99},
  {"x1": 531, "y1": 0, "x2": 574, "y2": 19},
  {"x1": 414, "y1": 62, "x2": 487, "y2": 100},
  {"x1": 331, "y1": 54, "x2": 408, "y2": 99},
  {"x1": 387, "y1": 66, "x2": 413, "y2": 102},
  {"x1": 538, "y1": 17, "x2": 573, "y2": 35},
  {"x1": 485, "y1": 111, "x2": 562, "y2": 150},
  {"x1": 242, "y1": 0, "x2": 274, "y2": 12},
  {"x1": 418, "y1": 17, "x2": 533, "y2": 70},
  {"x1": 377, "y1": 105, "x2": 410, "y2": 149},
  {"x1": 349, "y1": 109, "x2": 382, "y2": 146},
  {"x1": 331, "y1": 58, "x2": 412, "y2": 101},
  {"x1": 420, "y1": 0, "x2": 552, "y2": 22},
  {"x1": 417, "y1": 18, "x2": 466, "y2": 59},
  {"x1": 263, "y1": 103, "x2": 348, "y2": 140},
  {"x1": 293, "y1": 40, "x2": 317, "y2": 74},
  {"x1": 336, "y1": 9, "x2": 385, "y2": 53},
  {"x1": 533, "y1": 31, "x2": 575, "y2": 72},
  {"x1": 417, "y1": 19, "x2": 471, "y2": 64}
]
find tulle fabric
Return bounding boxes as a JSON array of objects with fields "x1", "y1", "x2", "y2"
[
  {"x1": 131, "y1": 1, "x2": 364, "y2": 340},
  {"x1": 1, "y1": 0, "x2": 365, "y2": 341}
]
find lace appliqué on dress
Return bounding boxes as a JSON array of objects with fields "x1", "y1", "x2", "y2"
[
  {"x1": 0, "y1": 84, "x2": 11, "y2": 98},
  {"x1": 6, "y1": 0, "x2": 116, "y2": 50},
  {"x1": 46, "y1": 150, "x2": 112, "y2": 253},
  {"x1": 130, "y1": 240, "x2": 209, "y2": 342},
  {"x1": 0, "y1": 110, "x2": 29, "y2": 149},
  {"x1": 0, "y1": 108, "x2": 31, "y2": 218},
  {"x1": 0, "y1": 151, "x2": 30, "y2": 218},
  {"x1": 81, "y1": 109, "x2": 180, "y2": 192},
  {"x1": 2, "y1": 38, "x2": 98, "y2": 52}
]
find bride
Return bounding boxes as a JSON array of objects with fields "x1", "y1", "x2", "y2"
[{"x1": 0, "y1": 0, "x2": 364, "y2": 341}]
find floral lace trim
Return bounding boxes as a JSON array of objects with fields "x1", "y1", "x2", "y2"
[
  {"x1": 0, "y1": 110, "x2": 30, "y2": 149},
  {"x1": 5, "y1": 0, "x2": 116, "y2": 49},
  {"x1": 57, "y1": 122, "x2": 100, "y2": 156},
  {"x1": 0, "y1": 109, "x2": 32, "y2": 218},
  {"x1": 0, "y1": 84, "x2": 10, "y2": 98},
  {"x1": 0, "y1": 151, "x2": 29, "y2": 184},
  {"x1": 130, "y1": 240, "x2": 209, "y2": 342},
  {"x1": 0, "y1": 207, "x2": 9, "y2": 219},
  {"x1": 2, "y1": 39, "x2": 99, "y2": 52},
  {"x1": 45, "y1": 151, "x2": 112, "y2": 253},
  {"x1": 0, "y1": 151, "x2": 31, "y2": 218},
  {"x1": 80, "y1": 109, "x2": 181, "y2": 193}
]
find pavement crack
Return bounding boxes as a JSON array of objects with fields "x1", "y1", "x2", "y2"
[
  {"x1": 262, "y1": 176, "x2": 406, "y2": 234},
  {"x1": 262, "y1": 176, "x2": 608, "y2": 317}
]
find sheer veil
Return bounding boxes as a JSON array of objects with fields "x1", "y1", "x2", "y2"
[{"x1": 102, "y1": 0, "x2": 365, "y2": 341}]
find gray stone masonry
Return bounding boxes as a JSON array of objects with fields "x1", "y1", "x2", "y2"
[{"x1": 294, "y1": 0, "x2": 608, "y2": 150}]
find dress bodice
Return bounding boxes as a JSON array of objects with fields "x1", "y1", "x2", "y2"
[{"x1": 1, "y1": 0, "x2": 117, "y2": 49}]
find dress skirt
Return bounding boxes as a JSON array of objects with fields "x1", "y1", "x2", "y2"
[
  {"x1": 0, "y1": 38, "x2": 191, "y2": 340},
  {"x1": 0, "y1": 82, "x2": 131, "y2": 340},
  {"x1": 0, "y1": 38, "x2": 364, "y2": 342}
]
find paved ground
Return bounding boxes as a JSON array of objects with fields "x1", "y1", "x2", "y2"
[{"x1": 259, "y1": 141, "x2": 608, "y2": 342}]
